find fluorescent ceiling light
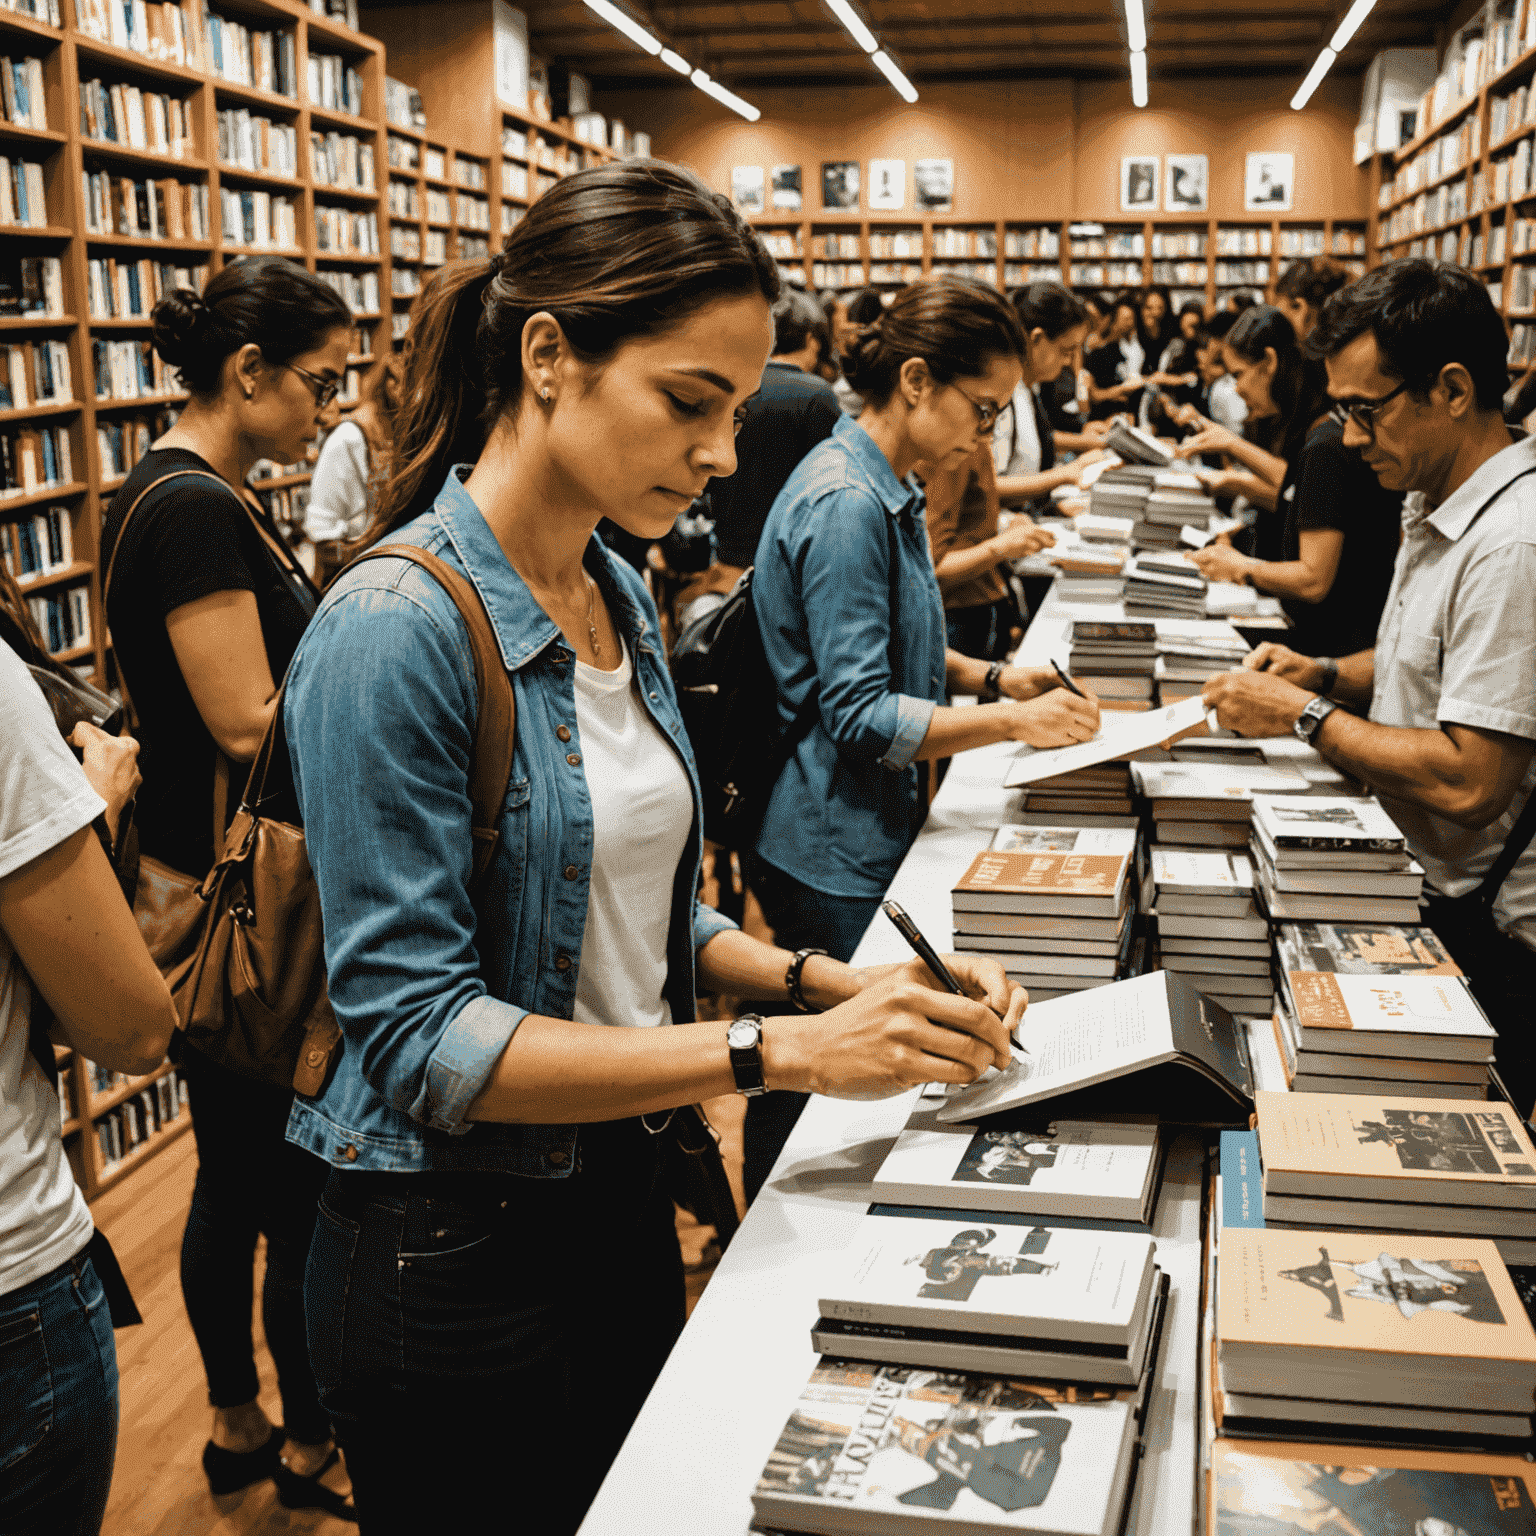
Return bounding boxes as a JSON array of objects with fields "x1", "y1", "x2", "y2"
[
  {"x1": 659, "y1": 47, "x2": 690, "y2": 74},
  {"x1": 690, "y1": 68, "x2": 761, "y2": 121},
  {"x1": 583, "y1": 0, "x2": 662, "y2": 56},
  {"x1": 871, "y1": 49, "x2": 918, "y2": 103},
  {"x1": 827, "y1": 0, "x2": 879, "y2": 53},
  {"x1": 1124, "y1": 0, "x2": 1146, "y2": 54},
  {"x1": 1129, "y1": 49, "x2": 1148, "y2": 107},
  {"x1": 1292, "y1": 45, "x2": 1337, "y2": 109},
  {"x1": 1329, "y1": 0, "x2": 1376, "y2": 52}
]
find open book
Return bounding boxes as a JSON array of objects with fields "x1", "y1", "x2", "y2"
[{"x1": 936, "y1": 971, "x2": 1253, "y2": 1127}]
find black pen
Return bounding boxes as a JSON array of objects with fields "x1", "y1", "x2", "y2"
[{"x1": 1051, "y1": 658, "x2": 1087, "y2": 699}]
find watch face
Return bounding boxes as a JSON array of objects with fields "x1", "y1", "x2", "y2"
[{"x1": 727, "y1": 1020, "x2": 760, "y2": 1050}]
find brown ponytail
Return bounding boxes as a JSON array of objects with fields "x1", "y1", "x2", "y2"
[{"x1": 362, "y1": 160, "x2": 779, "y2": 549}]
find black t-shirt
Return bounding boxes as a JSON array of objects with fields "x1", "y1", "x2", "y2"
[
  {"x1": 1275, "y1": 417, "x2": 1403, "y2": 659},
  {"x1": 707, "y1": 361, "x2": 841, "y2": 567},
  {"x1": 1084, "y1": 341, "x2": 1140, "y2": 421},
  {"x1": 101, "y1": 447, "x2": 319, "y2": 877}
]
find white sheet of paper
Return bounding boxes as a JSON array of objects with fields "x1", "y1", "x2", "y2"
[{"x1": 1002, "y1": 694, "x2": 1208, "y2": 787}]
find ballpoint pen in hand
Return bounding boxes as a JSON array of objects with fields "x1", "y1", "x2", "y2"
[{"x1": 1051, "y1": 658, "x2": 1087, "y2": 700}]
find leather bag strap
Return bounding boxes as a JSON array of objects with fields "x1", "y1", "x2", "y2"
[{"x1": 350, "y1": 544, "x2": 516, "y2": 897}]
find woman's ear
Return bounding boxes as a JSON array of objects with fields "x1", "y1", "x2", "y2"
[
  {"x1": 898, "y1": 356, "x2": 931, "y2": 408},
  {"x1": 521, "y1": 311, "x2": 567, "y2": 405},
  {"x1": 231, "y1": 343, "x2": 263, "y2": 402},
  {"x1": 1263, "y1": 346, "x2": 1279, "y2": 376}
]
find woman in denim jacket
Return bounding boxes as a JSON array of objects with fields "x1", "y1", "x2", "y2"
[
  {"x1": 744, "y1": 277, "x2": 1103, "y2": 1198},
  {"x1": 284, "y1": 162, "x2": 1025, "y2": 1534}
]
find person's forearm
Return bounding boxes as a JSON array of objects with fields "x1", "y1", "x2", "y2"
[
  {"x1": 915, "y1": 701, "x2": 1027, "y2": 760},
  {"x1": 995, "y1": 465, "x2": 1075, "y2": 505},
  {"x1": 1217, "y1": 439, "x2": 1287, "y2": 488},
  {"x1": 1243, "y1": 556, "x2": 1332, "y2": 603},
  {"x1": 695, "y1": 928, "x2": 859, "y2": 1011},
  {"x1": 934, "y1": 534, "x2": 1024, "y2": 588},
  {"x1": 1054, "y1": 429, "x2": 1101, "y2": 453},
  {"x1": 1330, "y1": 649, "x2": 1375, "y2": 707}
]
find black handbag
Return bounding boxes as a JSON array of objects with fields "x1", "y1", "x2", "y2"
[{"x1": 654, "y1": 1102, "x2": 739, "y2": 1247}]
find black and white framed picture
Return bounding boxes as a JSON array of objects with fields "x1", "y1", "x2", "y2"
[
  {"x1": 914, "y1": 158, "x2": 954, "y2": 212},
  {"x1": 730, "y1": 165, "x2": 764, "y2": 215},
  {"x1": 1245, "y1": 151, "x2": 1295, "y2": 211},
  {"x1": 771, "y1": 164, "x2": 803, "y2": 211},
  {"x1": 868, "y1": 158, "x2": 906, "y2": 210},
  {"x1": 1165, "y1": 153, "x2": 1209, "y2": 213},
  {"x1": 821, "y1": 160, "x2": 860, "y2": 210},
  {"x1": 1120, "y1": 155, "x2": 1159, "y2": 213}
]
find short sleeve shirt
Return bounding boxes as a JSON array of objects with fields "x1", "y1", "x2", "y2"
[
  {"x1": 102, "y1": 447, "x2": 319, "y2": 876},
  {"x1": 1370, "y1": 435, "x2": 1536, "y2": 949},
  {"x1": 0, "y1": 640, "x2": 101, "y2": 1296}
]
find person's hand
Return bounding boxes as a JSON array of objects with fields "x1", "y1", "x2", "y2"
[
  {"x1": 993, "y1": 517, "x2": 1056, "y2": 560},
  {"x1": 1202, "y1": 668, "x2": 1314, "y2": 738},
  {"x1": 1188, "y1": 543, "x2": 1259, "y2": 585},
  {"x1": 70, "y1": 722, "x2": 140, "y2": 844},
  {"x1": 1117, "y1": 376, "x2": 1147, "y2": 396},
  {"x1": 1193, "y1": 468, "x2": 1253, "y2": 500},
  {"x1": 1068, "y1": 448, "x2": 1107, "y2": 477},
  {"x1": 1242, "y1": 642, "x2": 1329, "y2": 689},
  {"x1": 762, "y1": 964, "x2": 1017, "y2": 1099},
  {"x1": 1002, "y1": 686, "x2": 1100, "y2": 747},
  {"x1": 1180, "y1": 421, "x2": 1243, "y2": 458},
  {"x1": 1081, "y1": 419, "x2": 1112, "y2": 443}
]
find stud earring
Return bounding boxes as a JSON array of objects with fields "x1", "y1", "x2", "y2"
[{"x1": 540, "y1": 387, "x2": 552, "y2": 403}]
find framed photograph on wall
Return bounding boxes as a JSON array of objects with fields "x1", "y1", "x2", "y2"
[
  {"x1": 868, "y1": 158, "x2": 906, "y2": 210},
  {"x1": 731, "y1": 165, "x2": 765, "y2": 215},
  {"x1": 1245, "y1": 152, "x2": 1294, "y2": 211},
  {"x1": 914, "y1": 158, "x2": 954, "y2": 212},
  {"x1": 1120, "y1": 155, "x2": 1159, "y2": 213},
  {"x1": 822, "y1": 161, "x2": 860, "y2": 210},
  {"x1": 771, "y1": 164, "x2": 803, "y2": 211},
  {"x1": 1164, "y1": 154, "x2": 1208, "y2": 213}
]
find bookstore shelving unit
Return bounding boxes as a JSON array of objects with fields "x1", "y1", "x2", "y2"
[{"x1": 750, "y1": 215, "x2": 1366, "y2": 308}]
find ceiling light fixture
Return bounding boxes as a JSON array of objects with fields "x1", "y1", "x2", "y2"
[
  {"x1": 1291, "y1": 45, "x2": 1338, "y2": 109},
  {"x1": 826, "y1": 0, "x2": 879, "y2": 53},
  {"x1": 659, "y1": 47, "x2": 690, "y2": 74},
  {"x1": 1329, "y1": 0, "x2": 1377, "y2": 51},
  {"x1": 1124, "y1": 0, "x2": 1147, "y2": 54},
  {"x1": 691, "y1": 68, "x2": 762, "y2": 122},
  {"x1": 1129, "y1": 49, "x2": 1148, "y2": 108},
  {"x1": 1293, "y1": 0, "x2": 1374, "y2": 110},
  {"x1": 582, "y1": 0, "x2": 661, "y2": 56},
  {"x1": 871, "y1": 50, "x2": 919, "y2": 103}
]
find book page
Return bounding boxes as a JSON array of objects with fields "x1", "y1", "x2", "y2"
[
  {"x1": 938, "y1": 973, "x2": 1177, "y2": 1122},
  {"x1": 1002, "y1": 695, "x2": 1208, "y2": 788}
]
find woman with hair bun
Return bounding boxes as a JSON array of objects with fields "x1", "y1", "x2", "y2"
[
  {"x1": 283, "y1": 162, "x2": 1024, "y2": 1532},
  {"x1": 744, "y1": 274, "x2": 1101, "y2": 1197},
  {"x1": 100, "y1": 254, "x2": 354, "y2": 1514}
]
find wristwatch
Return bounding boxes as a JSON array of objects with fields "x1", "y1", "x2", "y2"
[
  {"x1": 1313, "y1": 656, "x2": 1339, "y2": 697},
  {"x1": 1293, "y1": 695, "x2": 1339, "y2": 746},
  {"x1": 981, "y1": 661, "x2": 1004, "y2": 702},
  {"x1": 727, "y1": 1015, "x2": 768, "y2": 1098}
]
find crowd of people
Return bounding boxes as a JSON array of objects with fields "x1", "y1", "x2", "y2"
[{"x1": 1, "y1": 159, "x2": 1533, "y2": 1536}]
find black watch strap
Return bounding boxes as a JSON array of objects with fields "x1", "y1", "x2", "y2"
[
  {"x1": 786, "y1": 947, "x2": 828, "y2": 1013},
  {"x1": 728, "y1": 1015, "x2": 767, "y2": 1097},
  {"x1": 982, "y1": 661, "x2": 1004, "y2": 702}
]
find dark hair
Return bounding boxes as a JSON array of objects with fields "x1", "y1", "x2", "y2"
[
  {"x1": 355, "y1": 353, "x2": 402, "y2": 456},
  {"x1": 1274, "y1": 255, "x2": 1351, "y2": 312},
  {"x1": 840, "y1": 274, "x2": 1025, "y2": 408},
  {"x1": 1225, "y1": 304, "x2": 1331, "y2": 464},
  {"x1": 843, "y1": 287, "x2": 885, "y2": 327},
  {"x1": 1204, "y1": 309, "x2": 1238, "y2": 341},
  {"x1": 369, "y1": 160, "x2": 778, "y2": 542},
  {"x1": 1307, "y1": 257, "x2": 1508, "y2": 412},
  {"x1": 150, "y1": 254, "x2": 351, "y2": 397},
  {"x1": 1012, "y1": 282, "x2": 1088, "y2": 341},
  {"x1": 772, "y1": 289, "x2": 830, "y2": 358},
  {"x1": 1227, "y1": 292, "x2": 1257, "y2": 313},
  {"x1": 1177, "y1": 300, "x2": 1206, "y2": 321}
]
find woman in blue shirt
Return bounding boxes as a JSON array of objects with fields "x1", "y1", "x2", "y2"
[
  {"x1": 745, "y1": 276, "x2": 1101, "y2": 1197},
  {"x1": 283, "y1": 164, "x2": 1024, "y2": 1534}
]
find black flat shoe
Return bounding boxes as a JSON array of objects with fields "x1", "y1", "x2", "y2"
[
  {"x1": 274, "y1": 1447, "x2": 358, "y2": 1523},
  {"x1": 202, "y1": 1426, "x2": 285, "y2": 1495}
]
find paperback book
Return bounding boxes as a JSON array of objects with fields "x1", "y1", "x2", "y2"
[{"x1": 1283, "y1": 972, "x2": 1496, "y2": 1061}]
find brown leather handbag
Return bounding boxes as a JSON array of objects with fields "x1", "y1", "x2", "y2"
[{"x1": 108, "y1": 482, "x2": 515, "y2": 1095}]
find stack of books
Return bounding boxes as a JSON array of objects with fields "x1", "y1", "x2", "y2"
[
  {"x1": 1106, "y1": 420, "x2": 1174, "y2": 467},
  {"x1": 1123, "y1": 552, "x2": 1207, "y2": 617},
  {"x1": 1137, "y1": 473, "x2": 1217, "y2": 550},
  {"x1": 1066, "y1": 618, "x2": 1156, "y2": 711},
  {"x1": 1150, "y1": 618, "x2": 1248, "y2": 703},
  {"x1": 1148, "y1": 849, "x2": 1272, "y2": 1018},
  {"x1": 1088, "y1": 463, "x2": 1158, "y2": 526},
  {"x1": 951, "y1": 825, "x2": 1138, "y2": 999},
  {"x1": 1074, "y1": 512, "x2": 1134, "y2": 544},
  {"x1": 1272, "y1": 954, "x2": 1495, "y2": 1100},
  {"x1": 1249, "y1": 795, "x2": 1425, "y2": 926},
  {"x1": 1018, "y1": 761, "x2": 1138, "y2": 820},
  {"x1": 1134, "y1": 761, "x2": 1312, "y2": 849}
]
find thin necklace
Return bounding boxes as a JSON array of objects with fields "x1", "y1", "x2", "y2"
[{"x1": 583, "y1": 571, "x2": 601, "y2": 660}]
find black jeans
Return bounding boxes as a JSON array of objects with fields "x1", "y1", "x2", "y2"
[
  {"x1": 1422, "y1": 893, "x2": 1536, "y2": 1122},
  {"x1": 741, "y1": 854, "x2": 885, "y2": 1204},
  {"x1": 305, "y1": 1117, "x2": 684, "y2": 1535},
  {"x1": 178, "y1": 1044, "x2": 331, "y2": 1443}
]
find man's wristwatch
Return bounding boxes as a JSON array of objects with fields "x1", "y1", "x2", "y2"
[
  {"x1": 980, "y1": 661, "x2": 1004, "y2": 702},
  {"x1": 727, "y1": 1015, "x2": 768, "y2": 1097},
  {"x1": 1313, "y1": 657, "x2": 1339, "y2": 697},
  {"x1": 1293, "y1": 695, "x2": 1339, "y2": 746}
]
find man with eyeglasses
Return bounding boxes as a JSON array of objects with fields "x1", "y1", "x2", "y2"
[{"x1": 1203, "y1": 260, "x2": 1536, "y2": 1117}]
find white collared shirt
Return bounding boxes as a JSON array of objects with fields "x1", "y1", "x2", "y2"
[
  {"x1": 1370, "y1": 435, "x2": 1536, "y2": 948},
  {"x1": 993, "y1": 382, "x2": 1042, "y2": 478}
]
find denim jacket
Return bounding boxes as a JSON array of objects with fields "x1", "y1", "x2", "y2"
[
  {"x1": 752, "y1": 414, "x2": 947, "y2": 899},
  {"x1": 283, "y1": 468, "x2": 736, "y2": 1176}
]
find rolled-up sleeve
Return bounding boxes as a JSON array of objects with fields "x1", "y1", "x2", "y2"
[
  {"x1": 797, "y1": 489, "x2": 932, "y2": 770},
  {"x1": 692, "y1": 898, "x2": 738, "y2": 953},
  {"x1": 1437, "y1": 542, "x2": 1536, "y2": 741},
  {"x1": 286, "y1": 581, "x2": 526, "y2": 1134}
]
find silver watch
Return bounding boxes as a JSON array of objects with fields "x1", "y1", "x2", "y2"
[
  {"x1": 1293, "y1": 695, "x2": 1338, "y2": 746},
  {"x1": 727, "y1": 1015, "x2": 767, "y2": 1097}
]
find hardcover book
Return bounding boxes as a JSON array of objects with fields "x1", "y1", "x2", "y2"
[
  {"x1": 1250, "y1": 796, "x2": 1408, "y2": 853},
  {"x1": 952, "y1": 846, "x2": 1133, "y2": 919},
  {"x1": 753, "y1": 1361, "x2": 1141, "y2": 1535}
]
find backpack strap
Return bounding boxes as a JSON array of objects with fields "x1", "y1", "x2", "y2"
[{"x1": 351, "y1": 544, "x2": 516, "y2": 897}]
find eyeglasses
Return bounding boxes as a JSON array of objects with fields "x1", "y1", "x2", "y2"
[
  {"x1": 1329, "y1": 378, "x2": 1410, "y2": 434},
  {"x1": 283, "y1": 361, "x2": 342, "y2": 410},
  {"x1": 950, "y1": 383, "x2": 1005, "y2": 436}
]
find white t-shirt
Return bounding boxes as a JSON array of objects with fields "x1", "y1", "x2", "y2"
[
  {"x1": 571, "y1": 637, "x2": 694, "y2": 1029},
  {"x1": 993, "y1": 382, "x2": 1043, "y2": 478},
  {"x1": 304, "y1": 419, "x2": 372, "y2": 543},
  {"x1": 0, "y1": 642, "x2": 102, "y2": 1296}
]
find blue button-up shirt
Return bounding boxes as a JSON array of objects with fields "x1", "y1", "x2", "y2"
[
  {"x1": 752, "y1": 414, "x2": 947, "y2": 899},
  {"x1": 283, "y1": 468, "x2": 736, "y2": 1175}
]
